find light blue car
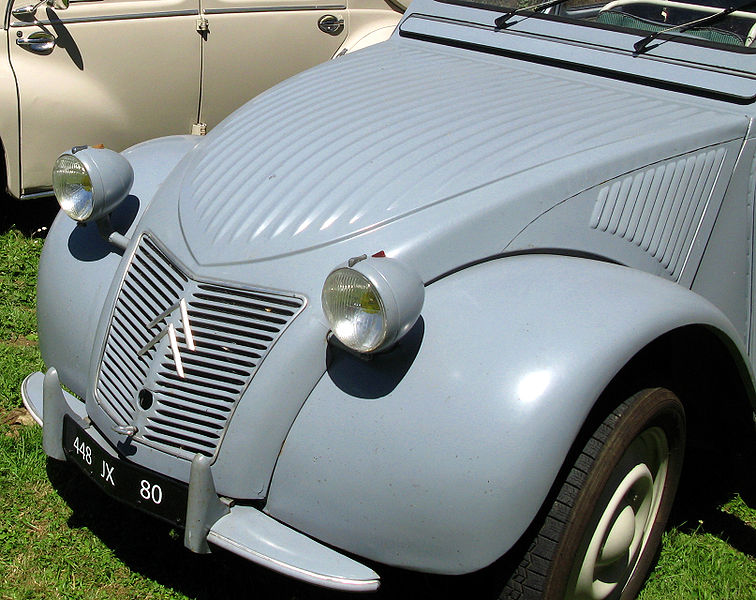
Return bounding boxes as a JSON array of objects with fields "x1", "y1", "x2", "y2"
[{"x1": 22, "y1": 0, "x2": 756, "y2": 597}]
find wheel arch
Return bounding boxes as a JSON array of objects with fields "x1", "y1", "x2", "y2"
[
  {"x1": 486, "y1": 323, "x2": 755, "y2": 598},
  {"x1": 600, "y1": 324, "x2": 755, "y2": 453}
]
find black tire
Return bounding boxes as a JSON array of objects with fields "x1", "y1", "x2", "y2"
[{"x1": 500, "y1": 388, "x2": 686, "y2": 600}]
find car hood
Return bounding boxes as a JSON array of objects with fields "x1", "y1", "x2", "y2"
[{"x1": 174, "y1": 37, "x2": 748, "y2": 268}]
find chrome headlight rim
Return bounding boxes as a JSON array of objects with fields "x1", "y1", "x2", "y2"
[
  {"x1": 322, "y1": 256, "x2": 424, "y2": 355},
  {"x1": 52, "y1": 146, "x2": 134, "y2": 223},
  {"x1": 322, "y1": 266, "x2": 390, "y2": 354},
  {"x1": 52, "y1": 152, "x2": 97, "y2": 222}
]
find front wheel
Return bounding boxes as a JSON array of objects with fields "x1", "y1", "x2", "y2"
[{"x1": 501, "y1": 388, "x2": 686, "y2": 600}]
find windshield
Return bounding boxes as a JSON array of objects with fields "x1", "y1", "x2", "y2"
[{"x1": 441, "y1": 0, "x2": 756, "y2": 49}]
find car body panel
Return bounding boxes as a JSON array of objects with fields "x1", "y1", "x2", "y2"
[
  {"x1": 1, "y1": 0, "x2": 401, "y2": 198},
  {"x1": 198, "y1": 0, "x2": 346, "y2": 130},
  {"x1": 26, "y1": 0, "x2": 756, "y2": 590},
  {"x1": 8, "y1": 0, "x2": 202, "y2": 194},
  {"x1": 266, "y1": 255, "x2": 749, "y2": 573},
  {"x1": 0, "y1": 23, "x2": 20, "y2": 196},
  {"x1": 504, "y1": 140, "x2": 750, "y2": 337},
  {"x1": 174, "y1": 39, "x2": 749, "y2": 268},
  {"x1": 36, "y1": 40, "x2": 754, "y2": 498}
]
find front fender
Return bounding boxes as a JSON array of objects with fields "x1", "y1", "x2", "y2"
[
  {"x1": 265, "y1": 254, "x2": 751, "y2": 574},
  {"x1": 37, "y1": 135, "x2": 200, "y2": 396}
]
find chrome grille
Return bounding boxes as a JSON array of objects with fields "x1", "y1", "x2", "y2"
[{"x1": 95, "y1": 234, "x2": 305, "y2": 458}]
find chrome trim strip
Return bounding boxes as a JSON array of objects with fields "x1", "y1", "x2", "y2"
[
  {"x1": 19, "y1": 189, "x2": 54, "y2": 200},
  {"x1": 204, "y1": 4, "x2": 344, "y2": 14},
  {"x1": 137, "y1": 297, "x2": 195, "y2": 379},
  {"x1": 11, "y1": 9, "x2": 197, "y2": 27},
  {"x1": 206, "y1": 531, "x2": 381, "y2": 592},
  {"x1": 167, "y1": 324, "x2": 185, "y2": 378},
  {"x1": 21, "y1": 372, "x2": 44, "y2": 426},
  {"x1": 178, "y1": 298, "x2": 195, "y2": 351}
]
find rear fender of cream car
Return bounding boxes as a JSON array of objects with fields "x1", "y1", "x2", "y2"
[
  {"x1": 0, "y1": 30, "x2": 20, "y2": 197},
  {"x1": 265, "y1": 253, "x2": 753, "y2": 574}
]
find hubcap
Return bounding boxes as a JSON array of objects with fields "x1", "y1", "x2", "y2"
[{"x1": 569, "y1": 427, "x2": 669, "y2": 600}]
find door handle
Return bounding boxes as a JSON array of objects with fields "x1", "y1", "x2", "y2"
[
  {"x1": 16, "y1": 31, "x2": 56, "y2": 53},
  {"x1": 318, "y1": 15, "x2": 344, "y2": 35}
]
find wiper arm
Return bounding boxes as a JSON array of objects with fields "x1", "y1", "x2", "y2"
[
  {"x1": 633, "y1": 0, "x2": 756, "y2": 53},
  {"x1": 494, "y1": 0, "x2": 572, "y2": 28}
]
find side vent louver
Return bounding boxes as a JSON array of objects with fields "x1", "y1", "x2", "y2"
[{"x1": 590, "y1": 148, "x2": 726, "y2": 279}]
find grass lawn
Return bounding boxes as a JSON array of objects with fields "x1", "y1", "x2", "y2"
[{"x1": 0, "y1": 200, "x2": 754, "y2": 599}]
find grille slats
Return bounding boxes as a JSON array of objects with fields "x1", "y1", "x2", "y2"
[
  {"x1": 159, "y1": 364, "x2": 246, "y2": 388},
  {"x1": 148, "y1": 416, "x2": 223, "y2": 438},
  {"x1": 154, "y1": 408, "x2": 226, "y2": 431},
  {"x1": 180, "y1": 354, "x2": 250, "y2": 377},
  {"x1": 190, "y1": 313, "x2": 279, "y2": 336},
  {"x1": 111, "y1": 314, "x2": 152, "y2": 356},
  {"x1": 157, "y1": 397, "x2": 231, "y2": 420},
  {"x1": 186, "y1": 338, "x2": 263, "y2": 360},
  {"x1": 155, "y1": 384, "x2": 240, "y2": 409},
  {"x1": 181, "y1": 346, "x2": 258, "y2": 368},
  {"x1": 191, "y1": 301, "x2": 289, "y2": 325},
  {"x1": 196, "y1": 284, "x2": 302, "y2": 310},
  {"x1": 130, "y1": 262, "x2": 178, "y2": 308},
  {"x1": 142, "y1": 427, "x2": 218, "y2": 454},
  {"x1": 95, "y1": 234, "x2": 304, "y2": 459},
  {"x1": 189, "y1": 320, "x2": 275, "y2": 345},
  {"x1": 98, "y1": 377, "x2": 132, "y2": 421},
  {"x1": 104, "y1": 340, "x2": 146, "y2": 386},
  {"x1": 141, "y1": 239, "x2": 188, "y2": 287},
  {"x1": 120, "y1": 289, "x2": 160, "y2": 325}
]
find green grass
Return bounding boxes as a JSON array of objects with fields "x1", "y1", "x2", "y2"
[
  {"x1": 0, "y1": 428, "x2": 188, "y2": 600},
  {"x1": 0, "y1": 216, "x2": 190, "y2": 599},
  {"x1": 0, "y1": 229, "x2": 43, "y2": 414},
  {"x1": 640, "y1": 519, "x2": 756, "y2": 600},
  {"x1": 0, "y1": 210, "x2": 754, "y2": 600}
]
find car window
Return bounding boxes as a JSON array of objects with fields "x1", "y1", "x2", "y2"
[{"x1": 438, "y1": 0, "x2": 756, "y2": 50}]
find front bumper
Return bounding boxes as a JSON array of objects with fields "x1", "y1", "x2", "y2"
[{"x1": 21, "y1": 369, "x2": 380, "y2": 593}]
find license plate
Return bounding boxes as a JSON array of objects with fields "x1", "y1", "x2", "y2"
[{"x1": 62, "y1": 415, "x2": 188, "y2": 526}]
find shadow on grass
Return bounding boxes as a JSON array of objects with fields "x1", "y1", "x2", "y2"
[
  {"x1": 1, "y1": 194, "x2": 59, "y2": 237},
  {"x1": 45, "y1": 458, "x2": 477, "y2": 600},
  {"x1": 671, "y1": 424, "x2": 756, "y2": 559},
  {"x1": 46, "y1": 458, "x2": 355, "y2": 600},
  {"x1": 40, "y1": 413, "x2": 756, "y2": 600}
]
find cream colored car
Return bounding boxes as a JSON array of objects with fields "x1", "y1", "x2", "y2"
[{"x1": 1, "y1": 0, "x2": 403, "y2": 200}]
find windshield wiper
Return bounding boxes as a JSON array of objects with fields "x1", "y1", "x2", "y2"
[
  {"x1": 494, "y1": 0, "x2": 572, "y2": 28},
  {"x1": 633, "y1": 0, "x2": 756, "y2": 53}
]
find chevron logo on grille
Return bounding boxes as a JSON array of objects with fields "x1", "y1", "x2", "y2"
[{"x1": 138, "y1": 298, "x2": 196, "y2": 378}]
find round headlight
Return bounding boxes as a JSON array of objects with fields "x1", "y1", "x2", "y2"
[
  {"x1": 52, "y1": 146, "x2": 134, "y2": 222},
  {"x1": 52, "y1": 153, "x2": 94, "y2": 221},
  {"x1": 322, "y1": 257, "x2": 424, "y2": 354}
]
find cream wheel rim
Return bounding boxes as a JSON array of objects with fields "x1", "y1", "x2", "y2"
[{"x1": 569, "y1": 427, "x2": 669, "y2": 600}]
